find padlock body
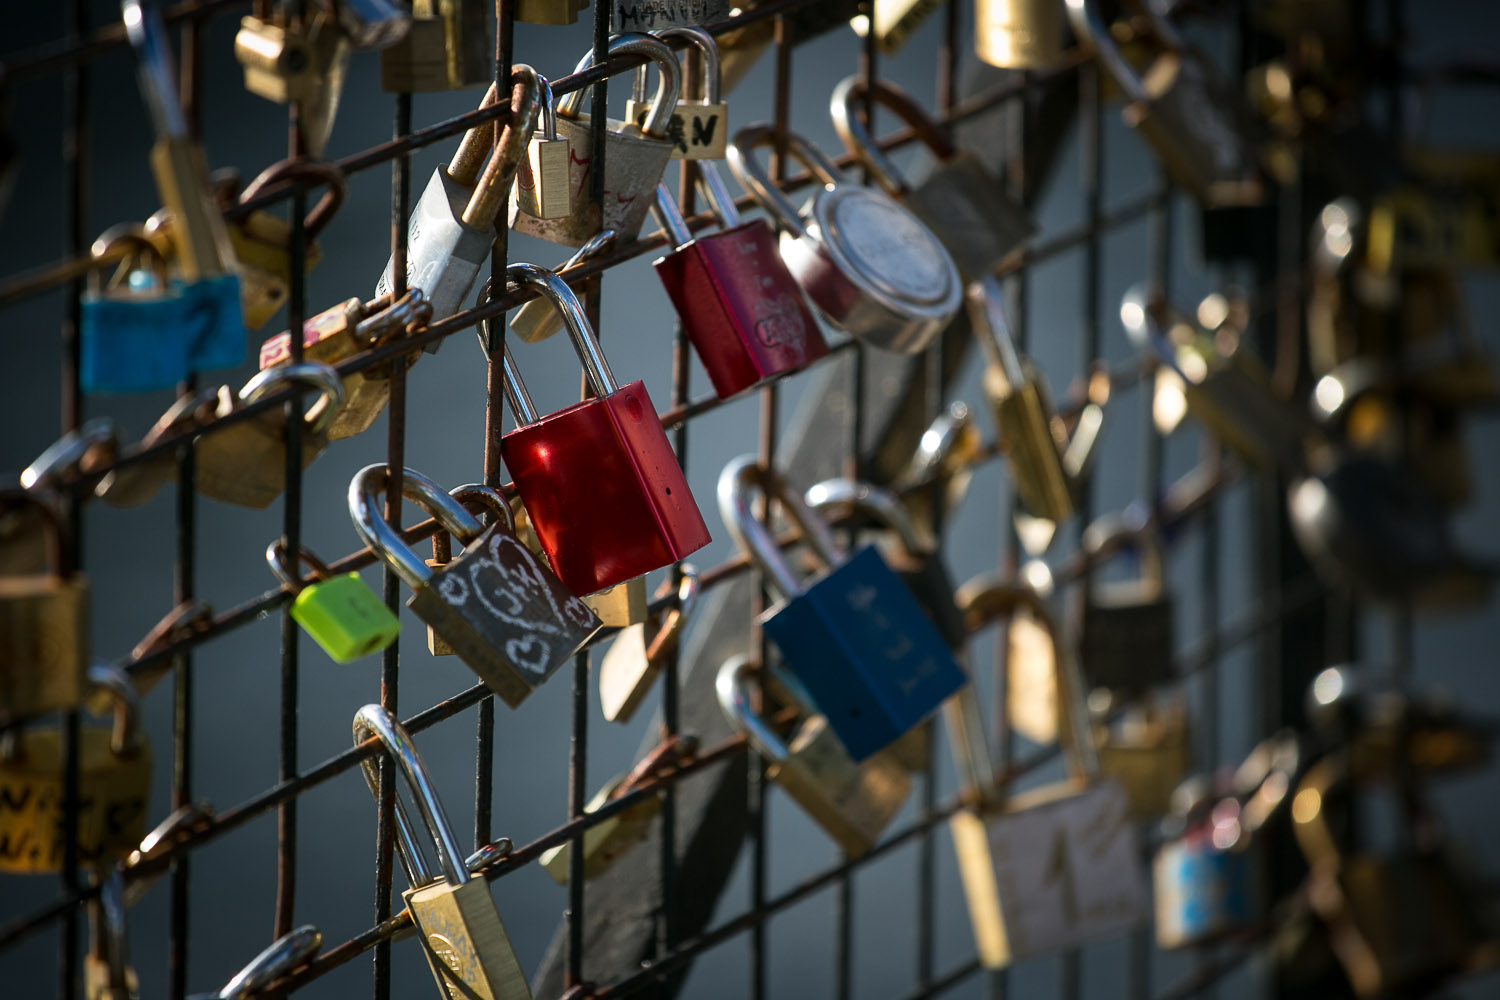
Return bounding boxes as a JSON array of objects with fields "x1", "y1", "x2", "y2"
[
  {"x1": 379, "y1": 1, "x2": 490, "y2": 92},
  {"x1": 81, "y1": 276, "x2": 245, "y2": 393},
  {"x1": 887, "y1": 547, "x2": 967, "y2": 649},
  {"x1": 508, "y1": 115, "x2": 675, "y2": 247},
  {"x1": 377, "y1": 165, "x2": 491, "y2": 329},
  {"x1": 291, "y1": 573, "x2": 401, "y2": 663},
  {"x1": 987, "y1": 373, "x2": 1074, "y2": 522},
  {"x1": 192, "y1": 410, "x2": 329, "y2": 509},
  {"x1": 761, "y1": 546, "x2": 966, "y2": 762},
  {"x1": 627, "y1": 99, "x2": 729, "y2": 161},
  {"x1": 903, "y1": 154, "x2": 1037, "y2": 280},
  {"x1": 404, "y1": 878, "x2": 531, "y2": 1000},
  {"x1": 0, "y1": 726, "x2": 149, "y2": 873},
  {"x1": 259, "y1": 301, "x2": 406, "y2": 440},
  {"x1": 1079, "y1": 581, "x2": 1175, "y2": 692},
  {"x1": 976, "y1": 0, "x2": 1063, "y2": 67},
  {"x1": 599, "y1": 622, "x2": 657, "y2": 724},
  {"x1": 1097, "y1": 718, "x2": 1190, "y2": 820},
  {"x1": 613, "y1": 0, "x2": 731, "y2": 30},
  {"x1": 582, "y1": 576, "x2": 648, "y2": 628},
  {"x1": 1153, "y1": 834, "x2": 1255, "y2": 948},
  {"x1": 771, "y1": 715, "x2": 911, "y2": 857},
  {"x1": 654, "y1": 219, "x2": 828, "y2": 400},
  {"x1": 409, "y1": 521, "x2": 601, "y2": 707},
  {"x1": 235, "y1": 17, "x2": 319, "y2": 103},
  {"x1": 504, "y1": 380, "x2": 711, "y2": 594},
  {"x1": 540, "y1": 775, "x2": 660, "y2": 883},
  {"x1": 0, "y1": 576, "x2": 87, "y2": 723},
  {"x1": 515, "y1": 137, "x2": 573, "y2": 221}
]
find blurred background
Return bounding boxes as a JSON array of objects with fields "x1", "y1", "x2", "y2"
[{"x1": 1, "y1": 1, "x2": 1498, "y2": 998}]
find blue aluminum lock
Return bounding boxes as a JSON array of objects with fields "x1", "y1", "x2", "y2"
[
  {"x1": 1153, "y1": 824, "x2": 1254, "y2": 948},
  {"x1": 718, "y1": 455, "x2": 967, "y2": 762}
]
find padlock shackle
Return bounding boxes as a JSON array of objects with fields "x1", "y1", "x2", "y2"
[
  {"x1": 1063, "y1": 0, "x2": 1152, "y2": 106},
  {"x1": 348, "y1": 464, "x2": 485, "y2": 589},
  {"x1": 353, "y1": 704, "x2": 472, "y2": 888},
  {"x1": 265, "y1": 540, "x2": 337, "y2": 591},
  {"x1": 968, "y1": 276, "x2": 1029, "y2": 388},
  {"x1": 803, "y1": 478, "x2": 937, "y2": 559},
  {"x1": 537, "y1": 73, "x2": 560, "y2": 141},
  {"x1": 943, "y1": 684, "x2": 999, "y2": 807},
  {"x1": 559, "y1": 33, "x2": 682, "y2": 140},
  {"x1": 898, "y1": 401, "x2": 977, "y2": 493},
  {"x1": 89, "y1": 224, "x2": 169, "y2": 294},
  {"x1": 696, "y1": 161, "x2": 743, "y2": 229},
  {"x1": 829, "y1": 76, "x2": 958, "y2": 199},
  {"x1": 237, "y1": 360, "x2": 347, "y2": 438},
  {"x1": 1119, "y1": 282, "x2": 1191, "y2": 381},
  {"x1": 448, "y1": 483, "x2": 517, "y2": 536},
  {"x1": 21, "y1": 417, "x2": 119, "y2": 490},
  {"x1": 726, "y1": 124, "x2": 845, "y2": 241},
  {"x1": 217, "y1": 925, "x2": 323, "y2": 999},
  {"x1": 717, "y1": 454, "x2": 844, "y2": 603},
  {"x1": 450, "y1": 80, "x2": 504, "y2": 187},
  {"x1": 656, "y1": 26, "x2": 722, "y2": 104},
  {"x1": 1289, "y1": 753, "x2": 1347, "y2": 871},
  {"x1": 716, "y1": 655, "x2": 794, "y2": 764},
  {"x1": 1081, "y1": 508, "x2": 1166, "y2": 590},
  {"x1": 352, "y1": 287, "x2": 432, "y2": 347},
  {"x1": 122, "y1": 0, "x2": 188, "y2": 140},
  {"x1": 84, "y1": 665, "x2": 144, "y2": 757},
  {"x1": 652, "y1": 182, "x2": 697, "y2": 251},
  {"x1": 503, "y1": 261, "x2": 620, "y2": 416},
  {"x1": 466, "y1": 65, "x2": 543, "y2": 230},
  {"x1": 239, "y1": 158, "x2": 348, "y2": 238}
]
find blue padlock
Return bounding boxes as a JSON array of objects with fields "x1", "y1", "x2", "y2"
[
  {"x1": 718, "y1": 455, "x2": 967, "y2": 762},
  {"x1": 1153, "y1": 821, "x2": 1255, "y2": 948}
]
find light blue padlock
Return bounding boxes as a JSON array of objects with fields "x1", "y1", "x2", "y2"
[
  {"x1": 718, "y1": 455, "x2": 967, "y2": 762},
  {"x1": 1153, "y1": 823, "x2": 1255, "y2": 948}
]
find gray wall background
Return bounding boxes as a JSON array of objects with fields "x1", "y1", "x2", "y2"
[{"x1": 1, "y1": 1, "x2": 1497, "y2": 997}]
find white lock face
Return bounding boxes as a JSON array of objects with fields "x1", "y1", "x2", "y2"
[{"x1": 819, "y1": 185, "x2": 956, "y2": 306}]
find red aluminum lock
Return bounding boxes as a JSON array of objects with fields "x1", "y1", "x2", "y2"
[
  {"x1": 651, "y1": 163, "x2": 828, "y2": 400},
  {"x1": 500, "y1": 261, "x2": 711, "y2": 595}
]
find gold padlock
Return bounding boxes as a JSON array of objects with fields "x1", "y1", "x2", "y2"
[
  {"x1": 515, "y1": 0, "x2": 587, "y2": 26},
  {"x1": 1094, "y1": 697, "x2": 1190, "y2": 821},
  {"x1": 513, "y1": 75, "x2": 573, "y2": 222},
  {"x1": 226, "y1": 160, "x2": 347, "y2": 330},
  {"x1": 379, "y1": 0, "x2": 490, "y2": 92},
  {"x1": 975, "y1": 0, "x2": 1064, "y2": 67},
  {"x1": 599, "y1": 568, "x2": 700, "y2": 724},
  {"x1": 541, "y1": 733, "x2": 698, "y2": 883},
  {"x1": 234, "y1": 10, "x2": 351, "y2": 158},
  {"x1": 0, "y1": 492, "x2": 88, "y2": 725},
  {"x1": 717, "y1": 655, "x2": 911, "y2": 858},
  {"x1": 356, "y1": 705, "x2": 531, "y2": 1000}
]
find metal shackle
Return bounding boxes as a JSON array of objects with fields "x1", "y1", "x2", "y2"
[
  {"x1": 559, "y1": 33, "x2": 682, "y2": 140},
  {"x1": 239, "y1": 158, "x2": 348, "y2": 240},
  {"x1": 88, "y1": 869, "x2": 131, "y2": 995},
  {"x1": 348, "y1": 464, "x2": 485, "y2": 589},
  {"x1": 216, "y1": 925, "x2": 323, "y2": 999},
  {"x1": 803, "y1": 478, "x2": 938, "y2": 559},
  {"x1": 696, "y1": 160, "x2": 743, "y2": 228},
  {"x1": 970, "y1": 275, "x2": 1029, "y2": 388},
  {"x1": 448, "y1": 482, "x2": 518, "y2": 536},
  {"x1": 22, "y1": 417, "x2": 119, "y2": 490},
  {"x1": 536, "y1": 73, "x2": 561, "y2": 144},
  {"x1": 716, "y1": 655, "x2": 795, "y2": 766},
  {"x1": 353, "y1": 704, "x2": 472, "y2": 888},
  {"x1": 652, "y1": 182, "x2": 697, "y2": 251},
  {"x1": 1080, "y1": 507, "x2": 1166, "y2": 590},
  {"x1": 237, "y1": 360, "x2": 347, "y2": 438},
  {"x1": 716, "y1": 454, "x2": 843, "y2": 603},
  {"x1": 121, "y1": 0, "x2": 188, "y2": 141},
  {"x1": 651, "y1": 26, "x2": 722, "y2": 105},
  {"x1": 829, "y1": 76, "x2": 960, "y2": 199},
  {"x1": 725, "y1": 123, "x2": 847, "y2": 242},
  {"x1": 490, "y1": 232, "x2": 618, "y2": 346},
  {"x1": 448, "y1": 66, "x2": 544, "y2": 229},
  {"x1": 84, "y1": 665, "x2": 145, "y2": 757},
  {"x1": 500, "y1": 261, "x2": 620, "y2": 426},
  {"x1": 265, "y1": 540, "x2": 338, "y2": 592},
  {"x1": 352, "y1": 287, "x2": 432, "y2": 347},
  {"x1": 1118, "y1": 282, "x2": 1190, "y2": 378},
  {"x1": 87, "y1": 226, "x2": 169, "y2": 295},
  {"x1": 1064, "y1": 0, "x2": 1153, "y2": 106}
]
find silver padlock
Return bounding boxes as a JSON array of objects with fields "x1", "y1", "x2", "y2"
[
  {"x1": 626, "y1": 27, "x2": 728, "y2": 161},
  {"x1": 508, "y1": 33, "x2": 682, "y2": 247},
  {"x1": 186, "y1": 926, "x2": 323, "y2": 999},
  {"x1": 613, "y1": 0, "x2": 730, "y2": 31},
  {"x1": 831, "y1": 76, "x2": 1036, "y2": 281},
  {"x1": 377, "y1": 66, "x2": 541, "y2": 350},
  {"x1": 726, "y1": 124, "x2": 961, "y2": 355}
]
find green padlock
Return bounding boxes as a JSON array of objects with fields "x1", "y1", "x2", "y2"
[{"x1": 267, "y1": 540, "x2": 399, "y2": 663}]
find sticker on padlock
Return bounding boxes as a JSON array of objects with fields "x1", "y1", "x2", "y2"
[
  {"x1": 975, "y1": 0, "x2": 1064, "y2": 67},
  {"x1": 831, "y1": 77, "x2": 1037, "y2": 281},
  {"x1": 509, "y1": 34, "x2": 683, "y2": 247},
  {"x1": 514, "y1": 75, "x2": 573, "y2": 221},
  {"x1": 500, "y1": 262, "x2": 711, "y2": 596},
  {"x1": 651, "y1": 164, "x2": 827, "y2": 400},
  {"x1": 599, "y1": 567, "x2": 700, "y2": 724},
  {"x1": 626, "y1": 27, "x2": 727, "y2": 161},
  {"x1": 0, "y1": 492, "x2": 88, "y2": 725},
  {"x1": 228, "y1": 159, "x2": 346, "y2": 329},
  {"x1": 377, "y1": 67, "x2": 541, "y2": 346},
  {"x1": 947, "y1": 574, "x2": 1147, "y2": 967},
  {"x1": 354, "y1": 705, "x2": 532, "y2": 1000},
  {"x1": 726, "y1": 124, "x2": 962, "y2": 355},
  {"x1": 352, "y1": 466, "x2": 601, "y2": 707},
  {"x1": 85, "y1": 870, "x2": 140, "y2": 1000},
  {"x1": 379, "y1": 0, "x2": 490, "y2": 92},
  {"x1": 188, "y1": 924, "x2": 323, "y2": 1000},
  {"x1": 234, "y1": 10, "x2": 350, "y2": 157},
  {"x1": 613, "y1": 0, "x2": 729, "y2": 30},
  {"x1": 506, "y1": 232, "x2": 617, "y2": 342},
  {"x1": 0, "y1": 667, "x2": 150, "y2": 873},
  {"x1": 267, "y1": 540, "x2": 400, "y2": 664},
  {"x1": 719, "y1": 456, "x2": 966, "y2": 762},
  {"x1": 718, "y1": 655, "x2": 911, "y2": 857}
]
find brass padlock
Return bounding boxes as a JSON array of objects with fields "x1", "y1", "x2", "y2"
[
  {"x1": 976, "y1": 0, "x2": 1063, "y2": 67},
  {"x1": 717, "y1": 655, "x2": 911, "y2": 858},
  {"x1": 380, "y1": 0, "x2": 490, "y2": 92},
  {"x1": 851, "y1": 0, "x2": 946, "y2": 55},
  {"x1": 225, "y1": 160, "x2": 346, "y2": 329},
  {"x1": 0, "y1": 666, "x2": 150, "y2": 873},
  {"x1": 540, "y1": 733, "x2": 698, "y2": 882},
  {"x1": 1093, "y1": 696, "x2": 1190, "y2": 821},
  {"x1": 516, "y1": 0, "x2": 588, "y2": 25},
  {"x1": 893, "y1": 401, "x2": 983, "y2": 535},
  {"x1": 355, "y1": 704, "x2": 532, "y2": 1000},
  {"x1": 233, "y1": 11, "x2": 351, "y2": 158},
  {"x1": 1075, "y1": 511, "x2": 1176, "y2": 694},
  {"x1": 505, "y1": 232, "x2": 617, "y2": 342},
  {"x1": 626, "y1": 27, "x2": 728, "y2": 161},
  {"x1": 514, "y1": 76, "x2": 573, "y2": 223},
  {"x1": 0, "y1": 493, "x2": 88, "y2": 725},
  {"x1": 190, "y1": 362, "x2": 345, "y2": 509},
  {"x1": 85, "y1": 870, "x2": 139, "y2": 1000},
  {"x1": 259, "y1": 289, "x2": 430, "y2": 441},
  {"x1": 195, "y1": 925, "x2": 323, "y2": 999},
  {"x1": 599, "y1": 567, "x2": 700, "y2": 724}
]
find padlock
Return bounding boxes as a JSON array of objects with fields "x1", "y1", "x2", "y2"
[
  {"x1": 599, "y1": 567, "x2": 700, "y2": 723},
  {"x1": 0, "y1": 666, "x2": 150, "y2": 873},
  {"x1": 726, "y1": 124, "x2": 961, "y2": 355},
  {"x1": 94, "y1": 392, "x2": 214, "y2": 508},
  {"x1": 122, "y1": 801, "x2": 214, "y2": 908},
  {"x1": 580, "y1": 576, "x2": 649, "y2": 628},
  {"x1": 513, "y1": 75, "x2": 573, "y2": 222},
  {"x1": 267, "y1": 540, "x2": 400, "y2": 664},
  {"x1": 85, "y1": 870, "x2": 139, "y2": 1000},
  {"x1": 377, "y1": 66, "x2": 541, "y2": 343},
  {"x1": 976, "y1": 0, "x2": 1063, "y2": 67},
  {"x1": 613, "y1": 0, "x2": 728, "y2": 30},
  {"x1": 626, "y1": 27, "x2": 728, "y2": 161},
  {"x1": 1066, "y1": 0, "x2": 1265, "y2": 208},
  {"x1": 831, "y1": 77, "x2": 1037, "y2": 281},
  {"x1": 259, "y1": 289, "x2": 430, "y2": 440},
  {"x1": 650, "y1": 164, "x2": 828, "y2": 400},
  {"x1": 224, "y1": 160, "x2": 345, "y2": 329},
  {"x1": 0, "y1": 493, "x2": 88, "y2": 725},
  {"x1": 718, "y1": 655, "x2": 911, "y2": 857},
  {"x1": 803, "y1": 477, "x2": 965, "y2": 649},
  {"x1": 379, "y1": 0, "x2": 489, "y2": 92},
  {"x1": 188, "y1": 925, "x2": 323, "y2": 1000},
  {"x1": 947, "y1": 574, "x2": 1147, "y2": 966},
  {"x1": 233, "y1": 10, "x2": 350, "y2": 157},
  {"x1": 893, "y1": 401, "x2": 983, "y2": 535},
  {"x1": 500, "y1": 262, "x2": 711, "y2": 595},
  {"x1": 540, "y1": 733, "x2": 697, "y2": 882},
  {"x1": 327, "y1": 0, "x2": 413, "y2": 48},
  {"x1": 719, "y1": 455, "x2": 966, "y2": 762},
  {"x1": 189, "y1": 362, "x2": 344, "y2": 509},
  {"x1": 1075, "y1": 511, "x2": 1177, "y2": 694},
  {"x1": 1153, "y1": 782, "x2": 1257, "y2": 949},
  {"x1": 352, "y1": 467, "x2": 601, "y2": 707},
  {"x1": 508, "y1": 33, "x2": 683, "y2": 247},
  {"x1": 354, "y1": 704, "x2": 531, "y2": 1000},
  {"x1": 1094, "y1": 697, "x2": 1190, "y2": 820},
  {"x1": 507, "y1": 231, "x2": 617, "y2": 342},
  {"x1": 516, "y1": 0, "x2": 588, "y2": 26}
]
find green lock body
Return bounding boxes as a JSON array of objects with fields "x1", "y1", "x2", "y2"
[{"x1": 291, "y1": 573, "x2": 400, "y2": 663}]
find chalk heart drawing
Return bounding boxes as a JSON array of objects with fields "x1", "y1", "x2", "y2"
[{"x1": 504, "y1": 633, "x2": 551, "y2": 676}]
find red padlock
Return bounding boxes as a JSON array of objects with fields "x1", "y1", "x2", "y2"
[
  {"x1": 501, "y1": 262, "x2": 711, "y2": 595},
  {"x1": 651, "y1": 163, "x2": 828, "y2": 400}
]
